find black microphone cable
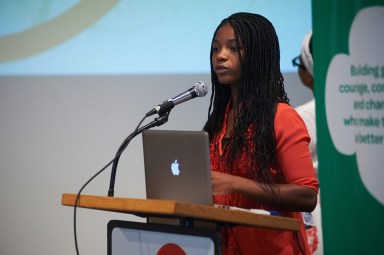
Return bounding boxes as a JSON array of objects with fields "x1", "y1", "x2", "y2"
[
  {"x1": 73, "y1": 114, "x2": 147, "y2": 255},
  {"x1": 72, "y1": 81, "x2": 207, "y2": 254}
]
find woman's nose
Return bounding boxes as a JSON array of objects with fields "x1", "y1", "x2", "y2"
[{"x1": 215, "y1": 49, "x2": 228, "y2": 62}]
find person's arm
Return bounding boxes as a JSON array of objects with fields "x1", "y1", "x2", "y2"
[
  {"x1": 211, "y1": 104, "x2": 319, "y2": 212},
  {"x1": 211, "y1": 171, "x2": 317, "y2": 212}
]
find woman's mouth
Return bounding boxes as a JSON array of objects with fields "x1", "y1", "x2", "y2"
[{"x1": 215, "y1": 66, "x2": 230, "y2": 74}]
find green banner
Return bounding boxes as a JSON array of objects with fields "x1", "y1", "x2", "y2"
[{"x1": 312, "y1": 1, "x2": 384, "y2": 254}]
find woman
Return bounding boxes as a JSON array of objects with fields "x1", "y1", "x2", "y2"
[{"x1": 204, "y1": 12, "x2": 319, "y2": 255}]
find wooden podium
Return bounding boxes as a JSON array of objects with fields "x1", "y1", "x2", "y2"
[{"x1": 62, "y1": 193, "x2": 300, "y2": 254}]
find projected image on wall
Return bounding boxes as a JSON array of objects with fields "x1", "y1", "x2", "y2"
[{"x1": 0, "y1": 0, "x2": 311, "y2": 75}]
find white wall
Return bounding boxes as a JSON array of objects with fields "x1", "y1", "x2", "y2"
[{"x1": 0, "y1": 73, "x2": 312, "y2": 255}]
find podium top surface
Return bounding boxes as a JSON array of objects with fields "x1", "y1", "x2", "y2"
[{"x1": 62, "y1": 193, "x2": 300, "y2": 232}]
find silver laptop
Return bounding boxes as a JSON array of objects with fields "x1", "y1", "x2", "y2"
[{"x1": 142, "y1": 130, "x2": 213, "y2": 206}]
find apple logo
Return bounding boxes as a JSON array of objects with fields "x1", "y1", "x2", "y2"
[{"x1": 171, "y1": 160, "x2": 180, "y2": 176}]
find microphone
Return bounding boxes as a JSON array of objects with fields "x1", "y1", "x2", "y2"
[{"x1": 145, "y1": 81, "x2": 208, "y2": 117}]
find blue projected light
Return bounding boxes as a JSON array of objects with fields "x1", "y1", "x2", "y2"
[{"x1": 0, "y1": 0, "x2": 311, "y2": 75}]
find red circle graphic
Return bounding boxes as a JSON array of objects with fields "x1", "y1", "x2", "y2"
[{"x1": 157, "y1": 243, "x2": 186, "y2": 255}]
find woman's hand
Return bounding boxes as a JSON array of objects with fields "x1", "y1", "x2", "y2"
[{"x1": 211, "y1": 171, "x2": 239, "y2": 194}]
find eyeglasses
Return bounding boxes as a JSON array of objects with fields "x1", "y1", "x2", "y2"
[{"x1": 292, "y1": 55, "x2": 306, "y2": 70}]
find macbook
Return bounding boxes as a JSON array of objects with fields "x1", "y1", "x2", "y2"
[{"x1": 142, "y1": 130, "x2": 213, "y2": 206}]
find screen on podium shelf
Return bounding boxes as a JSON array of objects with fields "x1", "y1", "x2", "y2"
[{"x1": 108, "y1": 220, "x2": 221, "y2": 255}]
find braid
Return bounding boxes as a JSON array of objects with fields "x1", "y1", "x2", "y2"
[{"x1": 203, "y1": 12, "x2": 289, "y2": 189}]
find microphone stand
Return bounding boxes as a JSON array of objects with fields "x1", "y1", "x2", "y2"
[{"x1": 107, "y1": 111, "x2": 171, "y2": 197}]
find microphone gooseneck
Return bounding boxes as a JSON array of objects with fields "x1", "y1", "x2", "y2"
[
  {"x1": 108, "y1": 81, "x2": 208, "y2": 197},
  {"x1": 145, "y1": 81, "x2": 208, "y2": 117}
]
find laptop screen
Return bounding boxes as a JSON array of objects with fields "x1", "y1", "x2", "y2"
[{"x1": 142, "y1": 130, "x2": 213, "y2": 206}]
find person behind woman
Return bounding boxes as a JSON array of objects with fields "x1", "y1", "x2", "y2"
[
  {"x1": 293, "y1": 30, "x2": 323, "y2": 255},
  {"x1": 203, "y1": 12, "x2": 319, "y2": 255}
]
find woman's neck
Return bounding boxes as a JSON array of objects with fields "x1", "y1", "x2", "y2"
[{"x1": 230, "y1": 84, "x2": 238, "y2": 104}]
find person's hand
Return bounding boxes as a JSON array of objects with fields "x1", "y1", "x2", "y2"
[{"x1": 211, "y1": 171, "x2": 239, "y2": 194}]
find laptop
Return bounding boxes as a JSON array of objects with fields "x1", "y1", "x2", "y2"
[
  {"x1": 142, "y1": 129, "x2": 273, "y2": 215},
  {"x1": 142, "y1": 130, "x2": 213, "y2": 206}
]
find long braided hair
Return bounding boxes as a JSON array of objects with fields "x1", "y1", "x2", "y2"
[{"x1": 204, "y1": 12, "x2": 289, "y2": 189}]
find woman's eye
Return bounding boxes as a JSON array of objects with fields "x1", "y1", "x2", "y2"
[
  {"x1": 231, "y1": 46, "x2": 239, "y2": 52},
  {"x1": 212, "y1": 47, "x2": 219, "y2": 52}
]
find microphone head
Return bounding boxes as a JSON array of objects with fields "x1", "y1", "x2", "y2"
[{"x1": 194, "y1": 81, "x2": 208, "y2": 97}]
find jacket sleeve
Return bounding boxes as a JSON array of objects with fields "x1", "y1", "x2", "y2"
[{"x1": 274, "y1": 104, "x2": 319, "y2": 192}]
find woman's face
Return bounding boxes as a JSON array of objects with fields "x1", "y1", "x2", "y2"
[{"x1": 212, "y1": 23, "x2": 242, "y2": 86}]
